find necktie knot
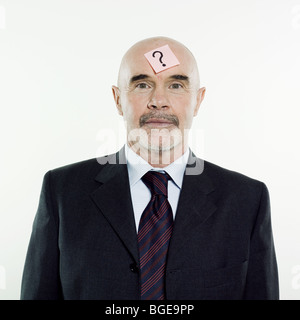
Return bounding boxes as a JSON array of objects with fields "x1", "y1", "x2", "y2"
[{"x1": 142, "y1": 171, "x2": 170, "y2": 197}]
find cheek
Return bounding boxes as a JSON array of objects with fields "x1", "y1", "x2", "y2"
[
  {"x1": 172, "y1": 97, "x2": 196, "y2": 128},
  {"x1": 121, "y1": 95, "x2": 147, "y2": 127},
  {"x1": 177, "y1": 111, "x2": 193, "y2": 129}
]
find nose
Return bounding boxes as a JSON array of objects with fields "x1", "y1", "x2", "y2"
[{"x1": 147, "y1": 87, "x2": 170, "y2": 110}]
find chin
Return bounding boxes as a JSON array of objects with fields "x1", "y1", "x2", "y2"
[
  {"x1": 146, "y1": 144, "x2": 174, "y2": 152},
  {"x1": 128, "y1": 127, "x2": 184, "y2": 154},
  {"x1": 142, "y1": 129, "x2": 183, "y2": 152}
]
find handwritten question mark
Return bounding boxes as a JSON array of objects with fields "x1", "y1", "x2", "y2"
[{"x1": 152, "y1": 51, "x2": 166, "y2": 67}]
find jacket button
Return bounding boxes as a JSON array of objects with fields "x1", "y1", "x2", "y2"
[{"x1": 130, "y1": 263, "x2": 139, "y2": 273}]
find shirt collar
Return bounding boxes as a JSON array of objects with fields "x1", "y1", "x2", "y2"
[{"x1": 125, "y1": 144, "x2": 189, "y2": 189}]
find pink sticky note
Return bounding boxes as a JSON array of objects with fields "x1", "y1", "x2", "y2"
[{"x1": 144, "y1": 44, "x2": 180, "y2": 74}]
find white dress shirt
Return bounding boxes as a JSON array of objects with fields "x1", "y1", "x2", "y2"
[{"x1": 125, "y1": 144, "x2": 189, "y2": 232}]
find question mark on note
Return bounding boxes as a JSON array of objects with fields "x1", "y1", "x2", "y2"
[
  {"x1": 144, "y1": 45, "x2": 180, "y2": 74},
  {"x1": 152, "y1": 51, "x2": 166, "y2": 67}
]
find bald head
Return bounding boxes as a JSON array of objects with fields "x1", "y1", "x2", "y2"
[
  {"x1": 111, "y1": 36, "x2": 206, "y2": 163},
  {"x1": 117, "y1": 36, "x2": 200, "y2": 90}
]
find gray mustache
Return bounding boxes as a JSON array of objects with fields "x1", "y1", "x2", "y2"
[{"x1": 139, "y1": 113, "x2": 179, "y2": 127}]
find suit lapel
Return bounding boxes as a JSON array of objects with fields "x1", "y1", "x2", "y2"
[
  {"x1": 90, "y1": 149, "x2": 217, "y2": 268},
  {"x1": 167, "y1": 155, "x2": 217, "y2": 269},
  {"x1": 90, "y1": 149, "x2": 139, "y2": 263}
]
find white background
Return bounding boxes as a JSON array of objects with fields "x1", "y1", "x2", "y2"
[{"x1": 0, "y1": 0, "x2": 299, "y2": 300}]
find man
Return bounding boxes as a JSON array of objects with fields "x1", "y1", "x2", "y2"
[{"x1": 21, "y1": 36, "x2": 279, "y2": 300}]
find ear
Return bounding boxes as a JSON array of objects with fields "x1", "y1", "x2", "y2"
[
  {"x1": 112, "y1": 85, "x2": 123, "y2": 116},
  {"x1": 193, "y1": 87, "x2": 206, "y2": 116}
]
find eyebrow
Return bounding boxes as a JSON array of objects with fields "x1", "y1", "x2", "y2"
[
  {"x1": 130, "y1": 74, "x2": 150, "y2": 84},
  {"x1": 129, "y1": 73, "x2": 190, "y2": 84},
  {"x1": 169, "y1": 74, "x2": 190, "y2": 83}
]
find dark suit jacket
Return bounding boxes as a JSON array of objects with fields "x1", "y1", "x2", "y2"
[{"x1": 21, "y1": 148, "x2": 279, "y2": 300}]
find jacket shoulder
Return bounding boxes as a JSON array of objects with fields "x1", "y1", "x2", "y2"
[
  {"x1": 44, "y1": 153, "x2": 119, "y2": 189},
  {"x1": 203, "y1": 160, "x2": 266, "y2": 192},
  {"x1": 202, "y1": 160, "x2": 269, "y2": 217},
  {"x1": 50, "y1": 157, "x2": 101, "y2": 175}
]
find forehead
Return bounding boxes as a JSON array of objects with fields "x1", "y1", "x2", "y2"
[{"x1": 121, "y1": 42, "x2": 196, "y2": 83}]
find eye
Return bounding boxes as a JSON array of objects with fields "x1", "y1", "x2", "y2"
[
  {"x1": 169, "y1": 83, "x2": 183, "y2": 89},
  {"x1": 136, "y1": 82, "x2": 150, "y2": 89}
]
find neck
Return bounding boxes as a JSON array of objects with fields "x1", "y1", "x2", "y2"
[{"x1": 128, "y1": 142, "x2": 188, "y2": 168}]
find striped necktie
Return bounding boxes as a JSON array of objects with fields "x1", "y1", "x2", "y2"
[{"x1": 138, "y1": 171, "x2": 174, "y2": 300}]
